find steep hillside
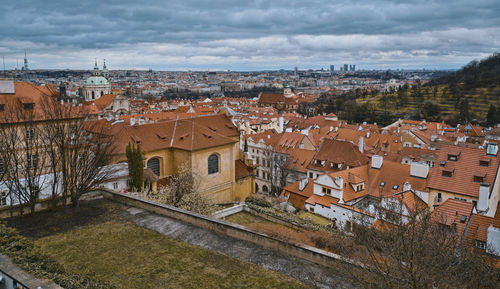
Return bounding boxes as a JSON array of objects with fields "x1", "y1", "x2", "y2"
[{"x1": 357, "y1": 53, "x2": 500, "y2": 124}]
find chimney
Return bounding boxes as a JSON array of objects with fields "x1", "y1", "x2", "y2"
[
  {"x1": 278, "y1": 116, "x2": 284, "y2": 133},
  {"x1": 371, "y1": 155, "x2": 383, "y2": 169},
  {"x1": 486, "y1": 224, "x2": 500, "y2": 255},
  {"x1": 130, "y1": 117, "x2": 136, "y2": 126},
  {"x1": 477, "y1": 183, "x2": 490, "y2": 212},
  {"x1": 335, "y1": 176, "x2": 344, "y2": 204},
  {"x1": 410, "y1": 162, "x2": 429, "y2": 179},
  {"x1": 329, "y1": 126, "x2": 333, "y2": 132},
  {"x1": 358, "y1": 136, "x2": 364, "y2": 153},
  {"x1": 301, "y1": 129, "x2": 309, "y2": 136},
  {"x1": 403, "y1": 182, "x2": 411, "y2": 192},
  {"x1": 299, "y1": 177, "x2": 308, "y2": 191}
]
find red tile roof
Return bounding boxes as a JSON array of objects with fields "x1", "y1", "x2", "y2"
[{"x1": 427, "y1": 145, "x2": 500, "y2": 198}]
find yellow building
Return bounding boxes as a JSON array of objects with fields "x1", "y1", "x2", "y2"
[{"x1": 109, "y1": 114, "x2": 254, "y2": 203}]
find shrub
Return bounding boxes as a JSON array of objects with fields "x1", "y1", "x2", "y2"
[
  {"x1": 245, "y1": 196, "x2": 272, "y2": 208},
  {"x1": 0, "y1": 221, "x2": 114, "y2": 289}
]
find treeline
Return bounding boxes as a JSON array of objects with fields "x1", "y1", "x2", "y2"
[
  {"x1": 315, "y1": 89, "x2": 401, "y2": 126},
  {"x1": 163, "y1": 87, "x2": 281, "y2": 100},
  {"x1": 430, "y1": 53, "x2": 500, "y2": 89},
  {"x1": 313, "y1": 53, "x2": 500, "y2": 126}
]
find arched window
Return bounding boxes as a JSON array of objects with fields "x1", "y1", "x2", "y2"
[
  {"x1": 147, "y1": 158, "x2": 160, "y2": 176},
  {"x1": 208, "y1": 154, "x2": 219, "y2": 175},
  {"x1": 263, "y1": 185, "x2": 269, "y2": 192},
  {"x1": 101, "y1": 91, "x2": 104, "y2": 96}
]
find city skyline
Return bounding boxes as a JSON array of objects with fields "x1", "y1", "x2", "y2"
[{"x1": 1, "y1": 0, "x2": 499, "y2": 71}]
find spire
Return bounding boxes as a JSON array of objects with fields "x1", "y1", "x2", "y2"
[
  {"x1": 93, "y1": 58, "x2": 100, "y2": 76},
  {"x1": 102, "y1": 59, "x2": 110, "y2": 80}
]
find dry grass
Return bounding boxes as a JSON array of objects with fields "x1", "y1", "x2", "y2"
[
  {"x1": 35, "y1": 220, "x2": 309, "y2": 289},
  {"x1": 223, "y1": 211, "x2": 262, "y2": 226},
  {"x1": 298, "y1": 212, "x2": 332, "y2": 226}
]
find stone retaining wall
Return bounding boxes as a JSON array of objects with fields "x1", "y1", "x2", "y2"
[{"x1": 100, "y1": 189, "x2": 362, "y2": 270}]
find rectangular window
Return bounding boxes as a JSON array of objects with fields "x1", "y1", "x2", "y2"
[
  {"x1": 0, "y1": 191, "x2": 7, "y2": 206},
  {"x1": 0, "y1": 104, "x2": 4, "y2": 111},
  {"x1": 474, "y1": 240, "x2": 486, "y2": 249},
  {"x1": 27, "y1": 154, "x2": 38, "y2": 169},
  {"x1": 309, "y1": 172, "x2": 313, "y2": 178},
  {"x1": 113, "y1": 182, "x2": 118, "y2": 190},
  {"x1": 26, "y1": 128, "x2": 34, "y2": 139}
]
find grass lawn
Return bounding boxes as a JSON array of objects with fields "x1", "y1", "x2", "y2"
[
  {"x1": 298, "y1": 212, "x2": 331, "y2": 226},
  {"x1": 35, "y1": 220, "x2": 309, "y2": 289},
  {"x1": 223, "y1": 211, "x2": 262, "y2": 226}
]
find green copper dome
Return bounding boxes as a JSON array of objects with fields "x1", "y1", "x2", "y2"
[{"x1": 85, "y1": 76, "x2": 109, "y2": 85}]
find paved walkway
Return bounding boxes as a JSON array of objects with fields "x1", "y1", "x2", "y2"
[
  {"x1": 122, "y1": 206, "x2": 357, "y2": 289},
  {"x1": 0, "y1": 253, "x2": 62, "y2": 289}
]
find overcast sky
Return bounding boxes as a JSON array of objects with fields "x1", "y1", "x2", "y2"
[{"x1": 1, "y1": 0, "x2": 499, "y2": 71}]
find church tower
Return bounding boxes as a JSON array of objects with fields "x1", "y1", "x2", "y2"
[
  {"x1": 93, "y1": 58, "x2": 100, "y2": 76},
  {"x1": 102, "y1": 59, "x2": 110, "y2": 80}
]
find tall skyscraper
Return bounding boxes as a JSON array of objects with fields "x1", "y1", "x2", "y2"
[
  {"x1": 343, "y1": 64, "x2": 348, "y2": 71},
  {"x1": 294, "y1": 66, "x2": 298, "y2": 76},
  {"x1": 352, "y1": 64, "x2": 356, "y2": 71}
]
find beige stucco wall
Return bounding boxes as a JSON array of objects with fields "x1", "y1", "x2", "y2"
[{"x1": 428, "y1": 189, "x2": 477, "y2": 211}]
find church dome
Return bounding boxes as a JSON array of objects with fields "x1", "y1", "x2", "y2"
[{"x1": 85, "y1": 76, "x2": 109, "y2": 86}]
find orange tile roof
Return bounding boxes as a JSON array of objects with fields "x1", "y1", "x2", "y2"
[
  {"x1": 431, "y1": 199, "x2": 474, "y2": 240},
  {"x1": 235, "y1": 160, "x2": 254, "y2": 180},
  {"x1": 305, "y1": 194, "x2": 374, "y2": 217},
  {"x1": 307, "y1": 139, "x2": 369, "y2": 173},
  {"x1": 259, "y1": 93, "x2": 285, "y2": 104},
  {"x1": 93, "y1": 94, "x2": 116, "y2": 110},
  {"x1": 427, "y1": 145, "x2": 500, "y2": 198},
  {"x1": 282, "y1": 178, "x2": 314, "y2": 198},
  {"x1": 109, "y1": 114, "x2": 238, "y2": 154},
  {"x1": 0, "y1": 82, "x2": 61, "y2": 123},
  {"x1": 463, "y1": 214, "x2": 500, "y2": 248}
]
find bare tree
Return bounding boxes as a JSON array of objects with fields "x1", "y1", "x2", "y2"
[
  {"x1": 40, "y1": 98, "x2": 116, "y2": 208},
  {"x1": 343, "y1": 205, "x2": 500, "y2": 289},
  {"x1": 0, "y1": 101, "x2": 48, "y2": 214},
  {"x1": 140, "y1": 163, "x2": 216, "y2": 215},
  {"x1": 271, "y1": 152, "x2": 290, "y2": 196}
]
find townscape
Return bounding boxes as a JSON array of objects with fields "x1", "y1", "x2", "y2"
[{"x1": 1, "y1": 1, "x2": 500, "y2": 289}]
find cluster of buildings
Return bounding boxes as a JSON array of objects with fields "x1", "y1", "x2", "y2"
[{"x1": 0, "y1": 61, "x2": 499, "y2": 256}]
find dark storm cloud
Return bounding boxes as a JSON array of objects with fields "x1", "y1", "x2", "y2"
[{"x1": 1, "y1": 0, "x2": 499, "y2": 69}]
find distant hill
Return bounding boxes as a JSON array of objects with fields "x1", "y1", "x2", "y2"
[{"x1": 356, "y1": 53, "x2": 500, "y2": 125}]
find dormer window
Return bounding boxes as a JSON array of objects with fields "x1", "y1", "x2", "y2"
[
  {"x1": 447, "y1": 151, "x2": 460, "y2": 161},
  {"x1": 322, "y1": 187, "x2": 332, "y2": 195},
  {"x1": 479, "y1": 159, "x2": 490, "y2": 167},
  {"x1": 473, "y1": 173, "x2": 486, "y2": 183},
  {"x1": 23, "y1": 103, "x2": 34, "y2": 110},
  {"x1": 0, "y1": 104, "x2": 4, "y2": 111},
  {"x1": 442, "y1": 169, "x2": 454, "y2": 177}
]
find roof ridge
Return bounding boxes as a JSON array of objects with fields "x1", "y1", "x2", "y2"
[{"x1": 170, "y1": 116, "x2": 178, "y2": 148}]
